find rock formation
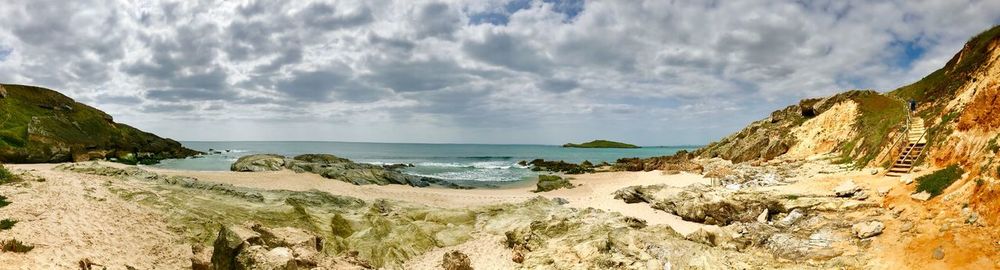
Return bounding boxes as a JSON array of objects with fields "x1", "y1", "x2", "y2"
[
  {"x1": 533, "y1": 175, "x2": 572, "y2": 192},
  {"x1": 231, "y1": 153, "x2": 455, "y2": 187}
]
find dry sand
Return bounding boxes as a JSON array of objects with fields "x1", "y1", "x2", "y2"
[{"x1": 0, "y1": 164, "x2": 190, "y2": 270}]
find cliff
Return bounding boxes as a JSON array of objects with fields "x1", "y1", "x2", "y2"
[
  {"x1": 0, "y1": 84, "x2": 199, "y2": 163},
  {"x1": 692, "y1": 25, "x2": 1000, "y2": 224}
]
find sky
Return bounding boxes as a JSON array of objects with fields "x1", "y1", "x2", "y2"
[{"x1": 0, "y1": 0, "x2": 998, "y2": 146}]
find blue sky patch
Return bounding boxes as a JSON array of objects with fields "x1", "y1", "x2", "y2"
[
  {"x1": 889, "y1": 39, "x2": 926, "y2": 69},
  {"x1": 469, "y1": 0, "x2": 584, "y2": 25},
  {"x1": 0, "y1": 47, "x2": 12, "y2": 62}
]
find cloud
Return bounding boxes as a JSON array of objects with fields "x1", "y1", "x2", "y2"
[{"x1": 0, "y1": 0, "x2": 998, "y2": 144}]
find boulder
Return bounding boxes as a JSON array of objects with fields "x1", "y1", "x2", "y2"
[
  {"x1": 441, "y1": 251, "x2": 473, "y2": 270},
  {"x1": 534, "y1": 175, "x2": 573, "y2": 192},
  {"x1": 0, "y1": 85, "x2": 6, "y2": 98},
  {"x1": 932, "y1": 246, "x2": 944, "y2": 260},
  {"x1": 910, "y1": 191, "x2": 931, "y2": 201},
  {"x1": 851, "y1": 221, "x2": 884, "y2": 239},
  {"x1": 231, "y1": 154, "x2": 286, "y2": 172},
  {"x1": 210, "y1": 224, "x2": 334, "y2": 270},
  {"x1": 833, "y1": 180, "x2": 861, "y2": 197},
  {"x1": 211, "y1": 225, "x2": 263, "y2": 270},
  {"x1": 612, "y1": 186, "x2": 652, "y2": 204},
  {"x1": 235, "y1": 246, "x2": 297, "y2": 270}
]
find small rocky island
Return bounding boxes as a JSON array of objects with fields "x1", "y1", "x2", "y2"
[{"x1": 562, "y1": 139, "x2": 639, "y2": 148}]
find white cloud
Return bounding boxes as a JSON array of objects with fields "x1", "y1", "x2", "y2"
[{"x1": 0, "y1": 0, "x2": 997, "y2": 145}]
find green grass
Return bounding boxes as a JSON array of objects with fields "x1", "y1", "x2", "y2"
[
  {"x1": 915, "y1": 165, "x2": 964, "y2": 197},
  {"x1": 836, "y1": 91, "x2": 907, "y2": 168},
  {"x1": 0, "y1": 165, "x2": 16, "y2": 184},
  {"x1": 0, "y1": 196, "x2": 9, "y2": 208},
  {"x1": 0, "y1": 84, "x2": 199, "y2": 162},
  {"x1": 563, "y1": 140, "x2": 639, "y2": 148},
  {"x1": 0, "y1": 239, "x2": 33, "y2": 253},
  {"x1": 0, "y1": 219, "x2": 15, "y2": 230}
]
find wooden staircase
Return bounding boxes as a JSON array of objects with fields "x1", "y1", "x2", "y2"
[{"x1": 886, "y1": 118, "x2": 927, "y2": 177}]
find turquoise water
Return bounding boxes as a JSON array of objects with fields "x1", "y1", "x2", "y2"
[{"x1": 154, "y1": 141, "x2": 699, "y2": 182}]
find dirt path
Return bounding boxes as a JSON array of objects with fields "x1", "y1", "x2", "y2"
[{"x1": 0, "y1": 164, "x2": 190, "y2": 269}]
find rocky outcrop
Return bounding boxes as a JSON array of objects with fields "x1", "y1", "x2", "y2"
[
  {"x1": 624, "y1": 184, "x2": 786, "y2": 225},
  {"x1": 231, "y1": 154, "x2": 286, "y2": 172},
  {"x1": 520, "y1": 159, "x2": 598, "y2": 174},
  {"x1": 209, "y1": 223, "x2": 366, "y2": 270},
  {"x1": 533, "y1": 175, "x2": 573, "y2": 192},
  {"x1": 230, "y1": 153, "x2": 455, "y2": 187},
  {"x1": 612, "y1": 150, "x2": 703, "y2": 174},
  {"x1": 0, "y1": 84, "x2": 200, "y2": 163},
  {"x1": 851, "y1": 221, "x2": 884, "y2": 239}
]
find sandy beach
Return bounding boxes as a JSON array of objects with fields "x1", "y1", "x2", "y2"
[{"x1": 150, "y1": 165, "x2": 716, "y2": 235}]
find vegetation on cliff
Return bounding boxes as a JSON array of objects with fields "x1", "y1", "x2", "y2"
[
  {"x1": 915, "y1": 165, "x2": 964, "y2": 198},
  {"x1": 0, "y1": 84, "x2": 199, "y2": 163},
  {"x1": 562, "y1": 140, "x2": 639, "y2": 148}
]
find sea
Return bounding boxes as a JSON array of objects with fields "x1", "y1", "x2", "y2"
[{"x1": 154, "y1": 141, "x2": 699, "y2": 183}]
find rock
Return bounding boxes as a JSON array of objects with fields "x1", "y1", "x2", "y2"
[
  {"x1": 777, "y1": 209, "x2": 804, "y2": 227},
  {"x1": 910, "y1": 191, "x2": 931, "y2": 201},
  {"x1": 900, "y1": 221, "x2": 914, "y2": 232},
  {"x1": 685, "y1": 229, "x2": 719, "y2": 247},
  {"x1": 210, "y1": 224, "x2": 336, "y2": 270},
  {"x1": 211, "y1": 225, "x2": 263, "y2": 270},
  {"x1": 649, "y1": 185, "x2": 785, "y2": 226},
  {"x1": 231, "y1": 154, "x2": 287, "y2": 172},
  {"x1": 441, "y1": 250, "x2": 473, "y2": 270},
  {"x1": 901, "y1": 177, "x2": 914, "y2": 185},
  {"x1": 833, "y1": 180, "x2": 862, "y2": 197},
  {"x1": 0, "y1": 85, "x2": 6, "y2": 98},
  {"x1": 525, "y1": 159, "x2": 596, "y2": 174},
  {"x1": 191, "y1": 245, "x2": 213, "y2": 270},
  {"x1": 932, "y1": 246, "x2": 944, "y2": 260},
  {"x1": 235, "y1": 246, "x2": 296, "y2": 270},
  {"x1": 851, "y1": 221, "x2": 884, "y2": 239},
  {"x1": 877, "y1": 186, "x2": 891, "y2": 197},
  {"x1": 291, "y1": 154, "x2": 350, "y2": 164},
  {"x1": 534, "y1": 175, "x2": 573, "y2": 192},
  {"x1": 613, "y1": 186, "x2": 652, "y2": 204},
  {"x1": 552, "y1": 197, "x2": 569, "y2": 205},
  {"x1": 756, "y1": 209, "x2": 769, "y2": 223}
]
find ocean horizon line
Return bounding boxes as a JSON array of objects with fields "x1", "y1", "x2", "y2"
[{"x1": 178, "y1": 140, "x2": 706, "y2": 149}]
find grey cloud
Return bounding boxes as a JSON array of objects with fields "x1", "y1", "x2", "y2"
[
  {"x1": 142, "y1": 103, "x2": 197, "y2": 113},
  {"x1": 365, "y1": 58, "x2": 473, "y2": 92},
  {"x1": 298, "y1": 2, "x2": 374, "y2": 30},
  {"x1": 276, "y1": 69, "x2": 389, "y2": 102},
  {"x1": 463, "y1": 32, "x2": 552, "y2": 73},
  {"x1": 537, "y1": 78, "x2": 579, "y2": 93},
  {"x1": 414, "y1": 2, "x2": 462, "y2": 39}
]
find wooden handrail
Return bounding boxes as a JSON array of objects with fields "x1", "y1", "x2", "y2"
[
  {"x1": 874, "y1": 101, "x2": 911, "y2": 168},
  {"x1": 904, "y1": 129, "x2": 928, "y2": 174}
]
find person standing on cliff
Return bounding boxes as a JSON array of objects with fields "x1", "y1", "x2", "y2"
[{"x1": 909, "y1": 98, "x2": 916, "y2": 112}]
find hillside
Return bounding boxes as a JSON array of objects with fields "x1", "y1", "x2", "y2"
[
  {"x1": 0, "y1": 84, "x2": 199, "y2": 163},
  {"x1": 562, "y1": 140, "x2": 640, "y2": 148},
  {"x1": 690, "y1": 25, "x2": 1000, "y2": 224}
]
